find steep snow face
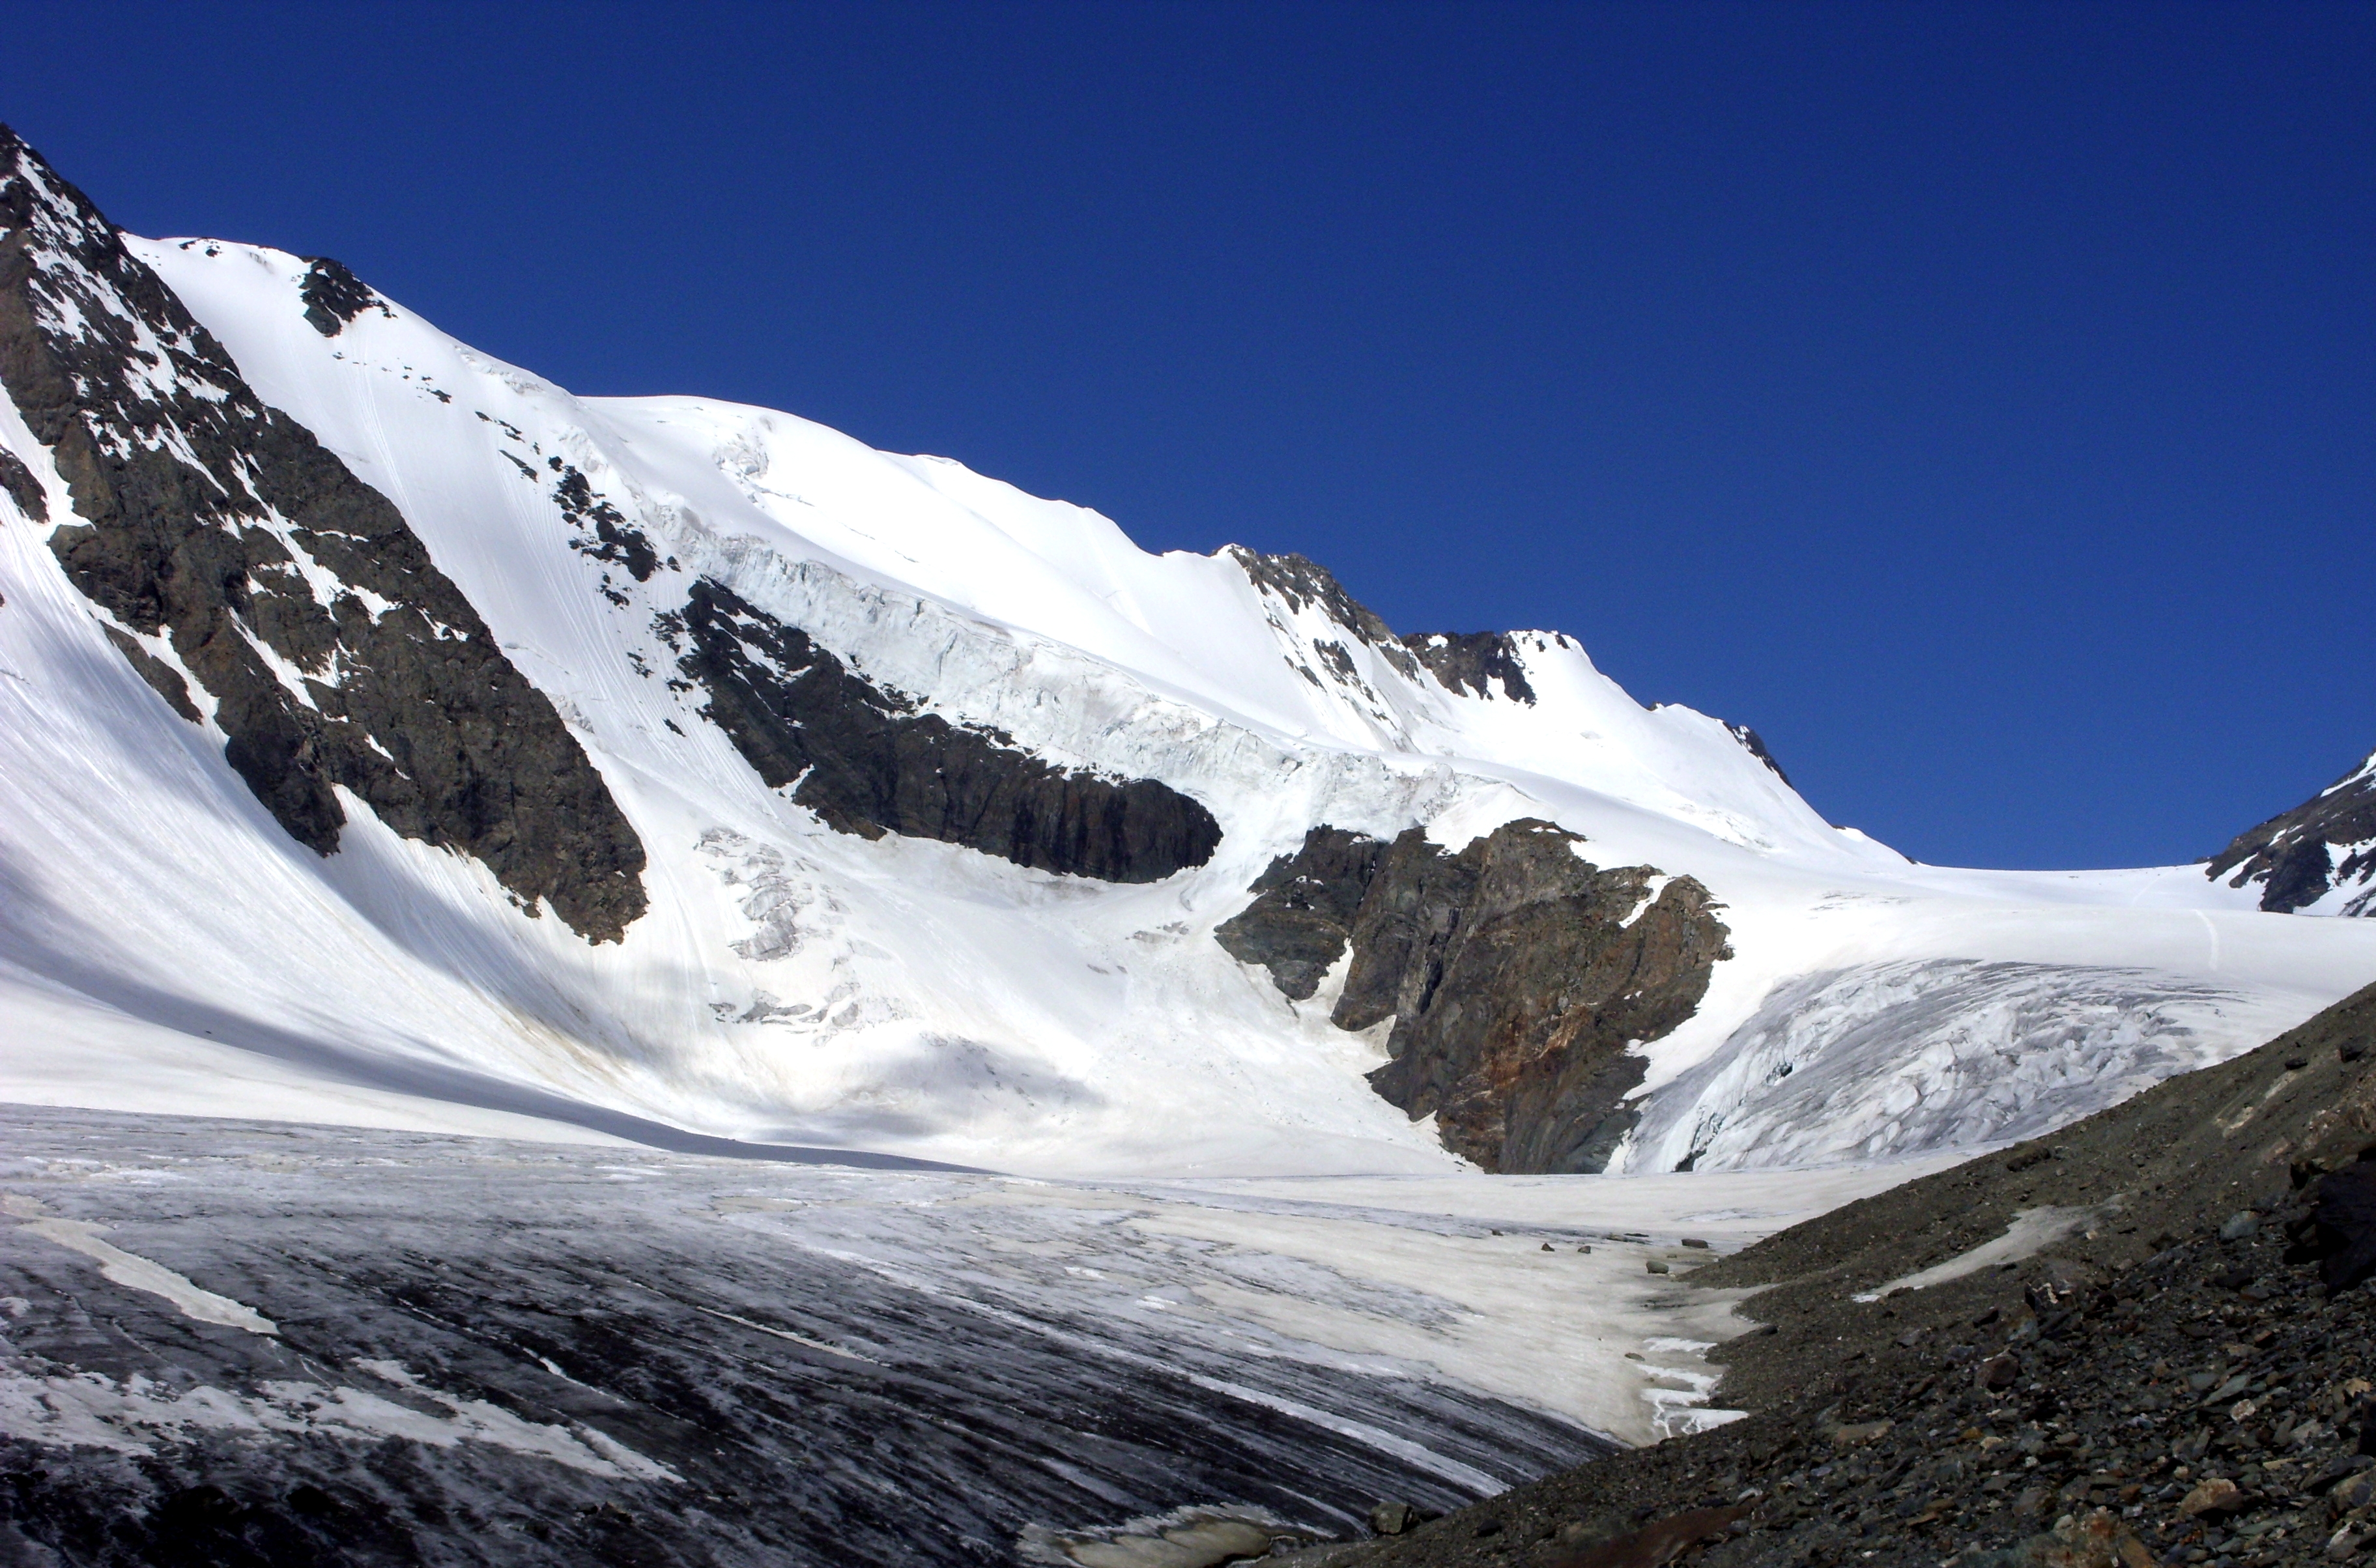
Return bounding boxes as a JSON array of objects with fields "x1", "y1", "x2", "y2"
[{"x1": 0, "y1": 204, "x2": 2368, "y2": 1176}]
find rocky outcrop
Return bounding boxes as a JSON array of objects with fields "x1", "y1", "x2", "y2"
[
  {"x1": 1399, "y1": 632, "x2": 1538, "y2": 704},
  {"x1": 662, "y1": 578, "x2": 1222, "y2": 883},
  {"x1": 1216, "y1": 818, "x2": 1730, "y2": 1172},
  {"x1": 1350, "y1": 821, "x2": 1730, "y2": 1173},
  {"x1": 2207, "y1": 748, "x2": 2376, "y2": 914},
  {"x1": 1227, "y1": 546, "x2": 1561, "y2": 709},
  {"x1": 0, "y1": 443, "x2": 44, "y2": 520},
  {"x1": 1213, "y1": 827, "x2": 1389, "y2": 999},
  {"x1": 296, "y1": 256, "x2": 389, "y2": 337},
  {"x1": 0, "y1": 124, "x2": 648, "y2": 941},
  {"x1": 1229, "y1": 548, "x2": 1417, "y2": 670}
]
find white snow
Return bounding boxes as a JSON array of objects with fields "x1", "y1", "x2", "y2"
[
  {"x1": 0, "y1": 231, "x2": 2364, "y2": 1184},
  {"x1": 3, "y1": 1194, "x2": 277, "y2": 1334},
  {"x1": 1849, "y1": 1201, "x2": 2121, "y2": 1302}
]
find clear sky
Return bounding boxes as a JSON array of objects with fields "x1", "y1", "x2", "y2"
[{"x1": 8, "y1": 3, "x2": 2370, "y2": 869}]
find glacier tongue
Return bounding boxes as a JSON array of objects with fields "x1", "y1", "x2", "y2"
[{"x1": 0, "y1": 150, "x2": 2364, "y2": 1176}]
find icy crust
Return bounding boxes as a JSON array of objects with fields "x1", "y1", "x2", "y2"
[
  {"x1": 1622, "y1": 960, "x2": 2298, "y2": 1173},
  {"x1": 0, "y1": 220, "x2": 2354, "y2": 1178}
]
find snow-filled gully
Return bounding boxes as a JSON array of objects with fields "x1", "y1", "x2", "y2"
[{"x1": 0, "y1": 1109, "x2": 1935, "y2": 1563}]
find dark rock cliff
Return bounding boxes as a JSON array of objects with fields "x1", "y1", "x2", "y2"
[
  {"x1": 1214, "y1": 827, "x2": 1390, "y2": 999},
  {"x1": 662, "y1": 577, "x2": 1222, "y2": 883},
  {"x1": 0, "y1": 124, "x2": 648, "y2": 941},
  {"x1": 296, "y1": 256, "x2": 389, "y2": 337},
  {"x1": 1725, "y1": 719, "x2": 1792, "y2": 786},
  {"x1": 0, "y1": 442, "x2": 44, "y2": 520},
  {"x1": 1398, "y1": 632, "x2": 1538, "y2": 704},
  {"x1": 1217, "y1": 818, "x2": 1730, "y2": 1172},
  {"x1": 2207, "y1": 749, "x2": 2376, "y2": 914}
]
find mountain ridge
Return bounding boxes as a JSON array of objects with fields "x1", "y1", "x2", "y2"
[{"x1": 0, "y1": 124, "x2": 2368, "y2": 1180}]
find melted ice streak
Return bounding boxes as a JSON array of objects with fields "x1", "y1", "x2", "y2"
[
  {"x1": 0, "y1": 1358, "x2": 677, "y2": 1479},
  {"x1": 1637, "y1": 1337, "x2": 1743, "y2": 1440},
  {"x1": 3, "y1": 1193, "x2": 275, "y2": 1335}
]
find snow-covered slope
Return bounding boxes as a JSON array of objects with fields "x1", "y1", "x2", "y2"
[{"x1": 1, "y1": 128, "x2": 2369, "y2": 1176}]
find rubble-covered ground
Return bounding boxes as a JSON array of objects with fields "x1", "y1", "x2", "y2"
[{"x1": 1329, "y1": 982, "x2": 2376, "y2": 1568}]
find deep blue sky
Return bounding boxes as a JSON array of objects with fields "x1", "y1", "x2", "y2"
[{"x1": 8, "y1": 3, "x2": 2371, "y2": 868}]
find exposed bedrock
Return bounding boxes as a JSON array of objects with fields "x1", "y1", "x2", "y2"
[
  {"x1": 665, "y1": 577, "x2": 1223, "y2": 883},
  {"x1": 0, "y1": 442, "x2": 44, "y2": 520},
  {"x1": 1227, "y1": 545, "x2": 1551, "y2": 707},
  {"x1": 1723, "y1": 719, "x2": 1792, "y2": 786},
  {"x1": 1398, "y1": 631, "x2": 1538, "y2": 704},
  {"x1": 1217, "y1": 818, "x2": 1731, "y2": 1172},
  {"x1": 0, "y1": 124, "x2": 648, "y2": 941},
  {"x1": 1229, "y1": 546, "x2": 1417, "y2": 673},
  {"x1": 1212, "y1": 827, "x2": 1388, "y2": 999},
  {"x1": 296, "y1": 255, "x2": 390, "y2": 337},
  {"x1": 2207, "y1": 747, "x2": 2376, "y2": 914}
]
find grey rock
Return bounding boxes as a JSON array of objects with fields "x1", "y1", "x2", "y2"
[
  {"x1": 663, "y1": 578, "x2": 1220, "y2": 883},
  {"x1": 0, "y1": 443, "x2": 43, "y2": 520},
  {"x1": 1399, "y1": 631, "x2": 1538, "y2": 704},
  {"x1": 1227, "y1": 547, "x2": 1424, "y2": 684},
  {"x1": 1210, "y1": 818, "x2": 1728, "y2": 1172},
  {"x1": 1213, "y1": 827, "x2": 1388, "y2": 998},
  {"x1": 1348, "y1": 820, "x2": 1729, "y2": 1173},
  {"x1": 2207, "y1": 745, "x2": 2376, "y2": 915},
  {"x1": 0, "y1": 124, "x2": 649, "y2": 941},
  {"x1": 296, "y1": 255, "x2": 389, "y2": 336}
]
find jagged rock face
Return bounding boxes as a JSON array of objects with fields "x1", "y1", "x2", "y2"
[
  {"x1": 1399, "y1": 631, "x2": 1538, "y2": 704},
  {"x1": 2206, "y1": 749, "x2": 2376, "y2": 914},
  {"x1": 1227, "y1": 546, "x2": 1552, "y2": 708},
  {"x1": 664, "y1": 578, "x2": 1223, "y2": 883},
  {"x1": 0, "y1": 125, "x2": 649, "y2": 941},
  {"x1": 0, "y1": 443, "x2": 44, "y2": 521},
  {"x1": 1217, "y1": 818, "x2": 1730, "y2": 1173},
  {"x1": 1212, "y1": 827, "x2": 1388, "y2": 999},
  {"x1": 1352, "y1": 821, "x2": 1731, "y2": 1173},
  {"x1": 1228, "y1": 546, "x2": 1418, "y2": 675}
]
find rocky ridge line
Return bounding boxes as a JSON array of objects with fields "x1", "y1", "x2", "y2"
[
  {"x1": 0, "y1": 124, "x2": 648, "y2": 941},
  {"x1": 2207, "y1": 750, "x2": 2376, "y2": 915},
  {"x1": 1229, "y1": 546, "x2": 1548, "y2": 706}
]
